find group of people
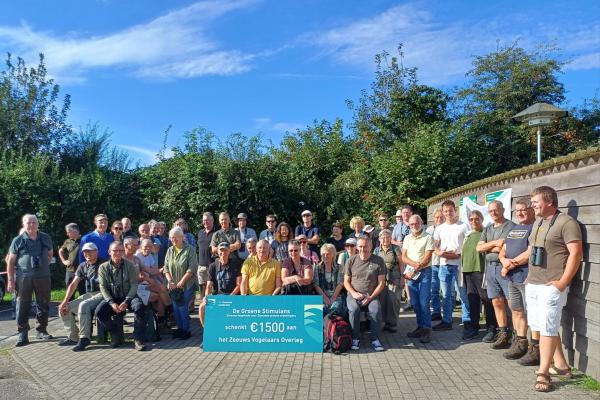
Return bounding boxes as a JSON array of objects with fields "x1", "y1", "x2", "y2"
[{"x1": 4, "y1": 186, "x2": 582, "y2": 391}]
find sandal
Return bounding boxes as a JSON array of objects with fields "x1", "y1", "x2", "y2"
[
  {"x1": 549, "y1": 365, "x2": 573, "y2": 379},
  {"x1": 534, "y1": 372, "x2": 552, "y2": 392}
]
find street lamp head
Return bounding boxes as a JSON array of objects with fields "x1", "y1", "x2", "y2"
[{"x1": 512, "y1": 102, "x2": 568, "y2": 127}]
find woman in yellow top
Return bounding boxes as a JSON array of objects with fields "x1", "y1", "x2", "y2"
[{"x1": 164, "y1": 227, "x2": 198, "y2": 340}]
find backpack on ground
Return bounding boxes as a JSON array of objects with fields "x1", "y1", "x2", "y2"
[
  {"x1": 324, "y1": 315, "x2": 352, "y2": 354},
  {"x1": 142, "y1": 307, "x2": 161, "y2": 342}
]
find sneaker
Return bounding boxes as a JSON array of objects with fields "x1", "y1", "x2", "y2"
[
  {"x1": 518, "y1": 343, "x2": 540, "y2": 366},
  {"x1": 171, "y1": 329, "x2": 183, "y2": 338},
  {"x1": 371, "y1": 339, "x2": 384, "y2": 352},
  {"x1": 72, "y1": 338, "x2": 90, "y2": 352},
  {"x1": 383, "y1": 324, "x2": 397, "y2": 333},
  {"x1": 431, "y1": 313, "x2": 442, "y2": 321},
  {"x1": 419, "y1": 329, "x2": 431, "y2": 344},
  {"x1": 400, "y1": 304, "x2": 413, "y2": 312},
  {"x1": 491, "y1": 330, "x2": 512, "y2": 350},
  {"x1": 504, "y1": 337, "x2": 528, "y2": 359},
  {"x1": 351, "y1": 339, "x2": 360, "y2": 350},
  {"x1": 482, "y1": 327, "x2": 497, "y2": 343},
  {"x1": 432, "y1": 322, "x2": 452, "y2": 331},
  {"x1": 462, "y1": 329, "x2": 479, "y2": 341},
  {"x1": 15, "y1": 331, "x2": 29, "y2": 347},
  {"x1": 36, "y1": 330, "x2": 53, "y2": 340},
  {"x1": 407, "y1": 327, "x2": 423, "y2": 338},
  {"x1": 134, "y1": 340, "x2": 147, "y2": 351},
  {"x1": 58, "y1": 338, "x2": 78, "y2": 346}
]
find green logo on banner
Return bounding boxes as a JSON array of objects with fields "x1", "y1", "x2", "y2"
[{"x1": 485, "y1": 190, "x2": 504, "y2": 202}]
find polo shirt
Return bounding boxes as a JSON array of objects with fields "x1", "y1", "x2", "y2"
[
  {"x1": 480, "y1": 220, "x2": 515, "y2": 262},
  {"x1": 9, "y1": 232, "x2": 53, "y2": 278},
  {"x1": 241, "y1": 257, "x2": 281, "y2": 295},
  {"x1": 403, "y1": 231, "x2": 434, "y2": 267}
]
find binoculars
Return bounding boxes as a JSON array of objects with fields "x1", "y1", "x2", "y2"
[{"x1": 529, "y1": 246, "x2": 545, "y2": 267}]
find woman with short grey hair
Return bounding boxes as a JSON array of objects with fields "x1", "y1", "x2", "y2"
[{"x1": 313, "y1": 243, "x2": 346, "y2": 317}]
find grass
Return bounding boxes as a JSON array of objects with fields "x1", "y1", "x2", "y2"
[
  {"x1": 2, "y1": 289, "x2": 67, "y2": 303},
  {"x1": 572, "y1": 368, "x2": 600, "y2": 391}
]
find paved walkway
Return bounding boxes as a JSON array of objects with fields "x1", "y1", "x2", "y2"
[{"x1": 0, "y1": 302, "x2": 598, "y2": 400}]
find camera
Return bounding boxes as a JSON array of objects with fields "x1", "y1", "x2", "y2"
[
  {"x1": 30, "y1": 256, "x2": 40, "y2": 269},
  {"x1": 529, "y1": 246, "x2": 545, "y2": 267}
]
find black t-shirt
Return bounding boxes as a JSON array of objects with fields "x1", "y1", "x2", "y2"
[
  {"x1": 74, "y1": 260, "x2": 101, "y2": 293},
  {"x1": 197, "y1": 229, "x2": 215, "y2": 266},
  {"x1": 326, "y1": 236, "x2": 346, "y2": 253},
  {"x1": 207, "y1": 258, "x2": 241, "y2": 294}
]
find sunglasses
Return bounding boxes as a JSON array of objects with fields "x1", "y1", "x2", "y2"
[
  {"x1": 299, "y1": 240, "x2": 307, "y2": 244},
  {"x1": 113, "y1": 226, "x2": 123, "y2": 230},
  {"x1": 345, "y1": 244, "x2": 356, "y2": 247},
  {"x1": 266, "y1": 220, "x2": 276, "y2": 223},
  {"x1": 288, "y1": 249, "x2": 299, "y2": 253},
  {"x1": 379, "y1": 218, "x2": 387, "y2": 221},
  {"x1": 468, "y1": 218, "x2": 480, "y2": 222}
]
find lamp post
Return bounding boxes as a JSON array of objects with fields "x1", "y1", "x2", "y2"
[{"x1": 512, "y1": 102, "x2": 568, "y2": 163}]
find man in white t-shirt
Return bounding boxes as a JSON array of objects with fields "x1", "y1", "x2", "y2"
[{"x1": 433, "y1": 200, "x2": 469, "y2": 330}]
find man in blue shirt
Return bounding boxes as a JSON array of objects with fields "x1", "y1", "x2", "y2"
[
  {"x1": 79, "y1": 214, "x2": 113, "y2": 263},
  {"x1": 295, "y1": 210, "x2": 320, "y2": 257}
]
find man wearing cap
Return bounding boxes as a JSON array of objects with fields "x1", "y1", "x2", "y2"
[
  {"x1": 295, "y1": 210, "x2": 321, "y2": 258},
  {"x1": 57, "y1": 242, "x2": 104, "y2": 351},
  {"x1": 96, "y1": 241, "x2": 147, "y2": 351},
  {"x1": 373, "y1": 213, "x2": 391, "y2": 248},
  {"x1": 199, "y1": 242, "x2": 242, "y2": 327},
  {"x1": 392, "y1": 206, "x2": 412, "y2": 248},
  {"x1": 210, "y1": 212, "x2": 242, "y2": 260},
  {"x1": 241, "y1": 240, "x2": 282, "y2": 295},
  {"x1": 259, "y1": 215, "x2": 278, "y2": 244},
  {"x1": 79, "y1": 214, "x2": 113, "y2": 264},
  {"x1": 236, "y1": 213, "x2": 257, "y2": 261},
  {"x1": 338, "y1": 237, "x2": 358, "y2": 266}
]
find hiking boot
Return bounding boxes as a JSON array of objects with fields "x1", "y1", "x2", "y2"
[
  {"x1": 432, "y1": 322, "x2": 452, "y2": 331},
  {"x1": 431, "y1": 313, "x2": 442, "y2": 321},
  {"x1": 371, "y1": 339, "x2": 384, "y2": 352},
  {"x1": 72, "y1": 338, "x2": 90, "y2": 352},
  {"x1": 351, "y1": 339, "x2": 360, "y2": 350},
  {"x1": 15, "y1": 331, "x2": 29, "y2": 347},
  {"x1": 36, "y1": 330, "x2": 53, "y2": 340},
  {"x1": 518, "y1": 343, "x2": 540, "y2": 366},
  {"x1": 504, "y1": 337, "x2": 528, "y2": 359},
  {"x1": 491, "y1": 330, "x2": 512, "y2": 349},
  {"x1": 134, "y1": 340, "x2": 147, "y2": 351},
  {"x1": 407, "y1": 327, "x2": 423, "y2": 338},
  {"x1": 482, "y1": 327, "x2": 497, "y2": 343},
  {"x1": 419, "y1": 329, "x2": 431, "y2": 344},
  {"x1": 58, "y1": 338, "x2": 78, "y2": 346}
]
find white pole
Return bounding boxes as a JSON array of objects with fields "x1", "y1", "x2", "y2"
[{"x1": 537, "y1": 126, "x2": 542, "y2": 163}]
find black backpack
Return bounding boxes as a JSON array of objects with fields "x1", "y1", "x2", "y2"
[{"x1": 324, "y1": 315, "x2": 352, "y2": 354}]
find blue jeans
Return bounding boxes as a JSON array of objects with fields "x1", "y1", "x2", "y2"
[
  {"x1": 430, "y1": 265, "x2": 441, "y2": 314},
  {"x1": 408, "y1": 267, "x2": 432, "y2": 329},
  {"x1": 173, "y1": 286, "x2": 196, "y2": 332},
  {"x1": 439, "y1": 265, "x2": 458, "y2": 324},
  {"x1": 455, "y1": 279, "x2": 470, "y2": 323}
]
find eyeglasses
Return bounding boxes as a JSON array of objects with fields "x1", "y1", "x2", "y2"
[
  {"x1": 266, "y1": 220, "x2": 276, "y2": 223},
  {"x1": 288, "y1": 249, "x2": 299, "y2": 253},
  {"x1": 113, "y1": 227, "x2": 123, "y2": 230},
  {"x1": 468, "y1": 218, "x2": 480, "y2": 222},
  {"x1": 345, "y1": 244, "x2": 355, "y2": 248},
  {"x1": 379, "y1": 218, "x2": 387, "y2": 221},
  {"x1": 299, "y1": 240, "x2": 307, "y2": 244}
]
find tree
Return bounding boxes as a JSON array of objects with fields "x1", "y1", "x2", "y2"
[{"x1": 0, "y1": 53, "x2": 72, "y2": 158}]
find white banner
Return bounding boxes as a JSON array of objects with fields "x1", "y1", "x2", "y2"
[{"x1": 459, "y1": 188, "x2": 512, "y2": 226}]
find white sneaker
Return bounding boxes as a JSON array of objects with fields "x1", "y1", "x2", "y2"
[
  {"x1": 371, "y1": 339, "x2": 384, "y2": 352},
  {"x1": 351, "y1": 339, "x2": 360, "y2": 350}
]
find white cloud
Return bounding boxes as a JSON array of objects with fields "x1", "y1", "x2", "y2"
[
  {"x1": 0, "y1": 0, "x2": 260, "y2": 82},
  {"x1": 304, "y1": 3, "x2": 600, "y2": 85},
  {"x1": 254, "y1": 117, "x2": 303, "y2": 133},
  {"x1": 118, "y1": 144, "x2": 174, "y2": 165}
]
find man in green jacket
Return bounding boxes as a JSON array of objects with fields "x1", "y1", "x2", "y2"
[{"x1": 96, "y1": 241, "x2": 147, "y2": 351}]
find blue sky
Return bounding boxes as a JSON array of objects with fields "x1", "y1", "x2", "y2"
[{"x1": 2, "y1": 0, "x2": 599, "y2": 165}]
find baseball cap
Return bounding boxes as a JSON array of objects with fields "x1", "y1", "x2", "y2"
[
  {"x1": 301, "y1": 210, "x2": 312, "y2": 216},
  {"x1": 345, "y1": 238, "x2": 357, "y2": 246},
  {"x1": 218, "y1": 242, "x2": 230, "y2": 250},
  {"x1": 364, "y1": 225, "x2": 375, "y2": 233},
  {"x1": 237, "y1": 213, "x2": 248, "y2": 220},
  {"x1": 395, "y1": 210, "x2": 403, "y2": 217},
  {"x1": 295, "y1": 234, "x2": 307, "y2": 241},
  {"x1": 82, "y1": 243, "x2": 98, "y2": 252}
]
